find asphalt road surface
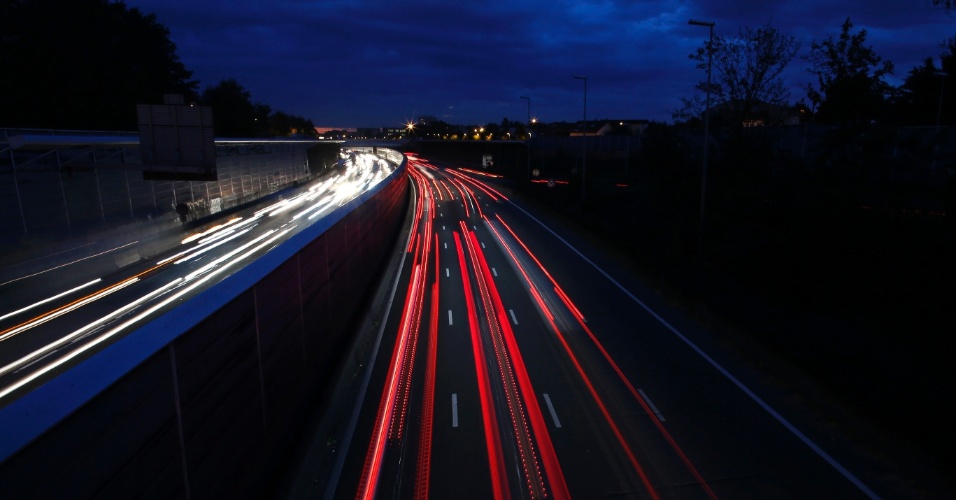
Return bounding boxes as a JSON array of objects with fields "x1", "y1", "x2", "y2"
[{"x1": 323, "y1": 154, "x2": 883, "y2": 499}]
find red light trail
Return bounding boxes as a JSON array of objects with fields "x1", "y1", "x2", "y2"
[{"x1": 352, "y1": 157, "x2": 713, "y2": 499}]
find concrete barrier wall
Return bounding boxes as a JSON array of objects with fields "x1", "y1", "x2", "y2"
[{"x1": 0, "y1": 155, "x2": 409, "y2": 498}]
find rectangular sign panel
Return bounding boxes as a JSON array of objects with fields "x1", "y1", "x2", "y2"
[{"x1": 137, "y1": 103, "x2": 217, "y2": 181}]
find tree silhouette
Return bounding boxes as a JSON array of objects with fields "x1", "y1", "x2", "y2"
[
  {"x1": 201, "y1": 79, "x2": 260, "y2": 137},
  {"x1": 0, "y1": 0, "x2": 197, "y2": 130},
  {"x1": 895, "y1": 36, "x2": 956, "y2": 126},
  {"x1": 805, "y1": 18, "x2": 894, "y2": 124},
  {"x1": 676, "y1": 22, "x2": 799, "y2": 126}
]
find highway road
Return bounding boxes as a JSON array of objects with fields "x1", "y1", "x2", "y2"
[
  {"x1": 0, "y1": 150, "x2": 396, "y2": 407},
  {"x1": 322, "y1": 154, "x2": 881, "y2": 499}
]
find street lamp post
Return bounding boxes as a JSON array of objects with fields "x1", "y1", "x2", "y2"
[
  {"x1": 689, "y1": 18, "x2": 714, "y2": 258},
  {"x1": 573, "y1": 75, "x2": 587, "y2": 202},
  {"x1": 520, "y1": 95, "x2": 531, "y2": 178},
  {"x1": 520, "y1": 96, "x2": 531, "y2": 129}
]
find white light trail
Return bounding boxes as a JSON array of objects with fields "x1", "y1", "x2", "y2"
[
  {"x1": 180, "y1": 216, "x2": 244, "y2": 245},
  {"x1": 182, "y1": 228, "x2": 280, "y2": 283},
  {"x1": 0, "y1": 278, "x2": 141, "y2": 342},
  {"x1": 0, "y1": 278, "x2": 180, "y2": 378},
  {"x1": 0, "y1": 227, "x2": 293, "y2": 402},
  {"x1": 0, "y1": 279, "x2": 102, "y2": 322},
  {"x1": 170, "y1": 227, "x2": 255, "y2": 265}
]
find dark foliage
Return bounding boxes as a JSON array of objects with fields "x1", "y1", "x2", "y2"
[
  {"x1": 805, "y1": 18, "x2": 895, "y2": 124},
  {"x1": 893, "y1": 36, "x2": 956, "y2": 126},
  {"x1": 201, "y1": 78, "x2": 260, "y2": 137},
  {"x1": 0, "y1": 0, "x2": 197, "y2": 130}
]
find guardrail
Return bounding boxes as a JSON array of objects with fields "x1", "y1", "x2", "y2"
[{"x1": 0, "y1": 152, "x2": 409, "y2": 498}]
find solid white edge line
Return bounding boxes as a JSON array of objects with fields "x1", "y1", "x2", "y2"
[
  {"x1": 507, "y1": 200, "x2": 880, "y2": 500},
  {"x1": 543, "y1": 393, "x2": 562, "y2": 428},
  {"x1": 452, "y1": 393, "x2": 459, "y2": 428},
  {"x1": 638, "y1": 388, "x2": 666, "y2": 422}
]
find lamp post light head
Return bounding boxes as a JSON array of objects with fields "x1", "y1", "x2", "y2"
[{"x1": 688, "y1": 19, "x2": 715, "y2": 27}]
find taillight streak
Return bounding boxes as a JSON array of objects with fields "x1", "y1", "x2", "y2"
[
  {"x1": 356, "y1": 265, "x2": 423, "y2": 500},
  {"x1": 461, "y1": 221, "x2": 570, "y2": 499},
  {"x1": 454, "y1": 231, "x2": 510, "y2": 500},
  {"x1": 358, "y1": 164, "x2": 437, "y2": 498},
  {"x1": 439, "y1": 180, "x2": 456, "y2": 201},
  {"x1": 448, "y1": 178, "x2": 472, "y2": 218},
  {"x1": 406, "y1": 169, "x2": 426, "y2": 252},
  {"x1": 446, "y1": 169, "x2": 508, "y2": 202},
  {"x1": 488, "y1": 215, "x2": 717, "y2": 499},
  {"x1": 430, "y1": 178, "x2": 444, "y2": 201},
  {"x1": 455, "y1": 179, "x2": 484, "y2": 219},
  {"x1": 414, "y1": 234, "x2": 441, "y2": 499}
]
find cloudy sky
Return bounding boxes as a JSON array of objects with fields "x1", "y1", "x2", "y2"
[{"x1": 124, "y1": 0, "x2": 955, "y2": 128}]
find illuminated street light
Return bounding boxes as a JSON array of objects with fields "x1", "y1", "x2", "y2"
[
  {"x1": 572, "y1": 75, "x2": 587, "y2": 201},
  {"x1": 688, "y1": 18, "x2": 714, "y2": 257}
]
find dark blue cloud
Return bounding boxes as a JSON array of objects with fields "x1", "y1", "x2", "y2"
[{"x1": 126, "y1": 0, "x2": 956, "y2": 127}]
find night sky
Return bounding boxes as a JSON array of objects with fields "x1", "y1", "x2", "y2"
[{"x1": 124, "y1": 0, "x2": 956, "y2": 128}]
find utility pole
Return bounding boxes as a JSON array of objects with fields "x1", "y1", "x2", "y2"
[{"x1": 689, "y1": 19, "x2": 715, "y2": 258}]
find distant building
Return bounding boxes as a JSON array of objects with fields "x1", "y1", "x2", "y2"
[
  {"x1": 704, "y1": 101, "x2": 802, "y2": 127},
  {"x1": 313, "y1": 127, "x2": 356, "y2": 139}
]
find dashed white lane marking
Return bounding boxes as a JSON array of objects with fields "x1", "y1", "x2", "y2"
[
  {"x1": 543, "y1": 393, "x2": 561, "y2": 428},
  {"x1": 452, "y1": 393, "x2": 459, "y2": 427},
  {"x1": 448, "y1": 310, "x2": 453, "y2": 325},
  {"x1": 638, "y1": 388, "x2": 666, "y2": 422},
  {"x1": 509, "y1": 309, "x2": 518, "y2": 325}
]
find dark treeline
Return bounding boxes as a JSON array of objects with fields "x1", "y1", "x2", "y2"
[{"x1": 0, "y1": 0, "x2": 317, "y2": 137}]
